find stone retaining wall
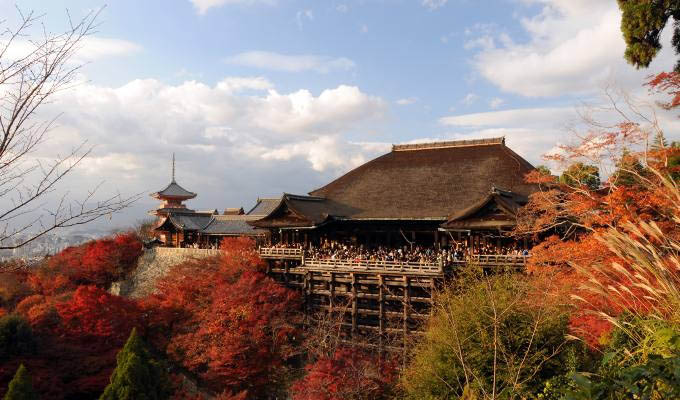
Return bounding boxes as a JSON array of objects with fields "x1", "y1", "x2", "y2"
[{"x1": 111, "y1": 247, "x2": 221, "y2": 298}]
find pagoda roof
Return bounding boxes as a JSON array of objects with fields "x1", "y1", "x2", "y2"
[
  {"x1": 153, "y1": 211, "x2": 266, "y2": 236},
  {"x1": 151, "y1": 180, "x2": 197, "y2": 200}
]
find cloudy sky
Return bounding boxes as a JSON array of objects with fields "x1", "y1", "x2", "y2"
[{"x1": 1, "y1": 0, "x2": 679, "y2": 231}]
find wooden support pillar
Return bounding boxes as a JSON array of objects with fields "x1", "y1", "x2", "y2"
[
  {"x1": 305, "y1": 271, "x2": 312, "y2": 314},
  {"x1": 351, "y1": 272, "x2": 357, "y2": 337},
  {"x1": 378, "y1": 274, "x2": 384, "y2": 348},
  {"x1": 434, "y1": 230, "x2": 440, "y2": 248},
  {"x1": 329, "y1": 272, "x2": 335, "y2": 310},
  {"x1": 403, "y1": 275, "x2": 410, "y2": 348}
]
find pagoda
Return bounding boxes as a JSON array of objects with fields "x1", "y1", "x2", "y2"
[{"x1": 149, "y1": 154, "x2": 197, "y2": 217}]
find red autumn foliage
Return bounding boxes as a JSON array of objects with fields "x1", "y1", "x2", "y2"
[
  {"x1": 56, "y1": 285, "x2": 141, "y2": 342},
  {"x1": 291, "y1": 347, "x2": 398, "y2": 400},
  {"x1": 0, "y1": 271, "x2": 31, "y2": 309},
  {"x1": 46, "y1": 232, "x2": 142, "y2": 287},
  {"x1": 0, "y1": 233, "x2": 147, "y2": 399},
  {"x1": 143, "y1": 237, "x2": 301, "y2": 396}
]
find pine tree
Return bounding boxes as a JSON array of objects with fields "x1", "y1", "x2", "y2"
[
  {"x1": 652, "y1": 131, "x2": 669, "y2": 151},
  {"x1": 3, "y1": 364, "x2": 37, "y2": 400},
  {"x1": 617, "y1": 0, "x2": 680, "y2": 71},
  {"x1": 100, "y1": 328, "x2": 171, "y2": 400}
]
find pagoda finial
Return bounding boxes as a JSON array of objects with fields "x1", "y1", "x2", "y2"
[{"x1": 171, "y1": 153, "x2": 176, "y2": 182}]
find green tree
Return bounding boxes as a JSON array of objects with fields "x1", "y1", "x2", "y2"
[
  {"x1": 0, "y1": 315, "x2": 34, "y2": 360},
  {"x1": 535, "y1": 165, "x2": 552, "y2": 176},
  {"x1": 563, "y1": 317, "x2": 680, "y2": 400},
  {"x1": 617, "y1": 0, "x2": 680, "y2": 71},
  {"x1": 100, "y1": 328, "x2": 171, "y2": 400},
  {"x1": 612, "y1": 150, "x2": 647, "y2": 187},
  {"x1": 3, "y1": 364, "x2": 37, "y2": 400},
  {"x1": 559, "y1": 163, "x2": 600, "y2": 190},
  {"x1": 402, "y1": 272, "x2": 584, "y2": 399}
]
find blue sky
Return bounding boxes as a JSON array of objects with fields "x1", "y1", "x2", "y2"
[{"x1": 2, "y1": 0, "x2": 679, "y2": 231}]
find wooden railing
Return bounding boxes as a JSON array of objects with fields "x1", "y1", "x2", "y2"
[
  {"x1": 465, "y1": 254, "x2": 529, "y2": 266},
  {"x1": 258, "y1": 247, "x2": 529, "y2": 272},
  {"x1": 258, "y1": 247, "x2": 303, "y2": 259},
  {"x1": 303, "y1": 258, "x2": 442, "y2": 274}
]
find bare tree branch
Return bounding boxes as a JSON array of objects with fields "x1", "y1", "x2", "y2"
[{"x1": 0, "y1": 6, "x2": 139, "y2": 255}]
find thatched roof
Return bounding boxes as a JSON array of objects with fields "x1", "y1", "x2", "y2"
[{"x1": 252, "y1": 138, "x2": 536, "y2": 227}]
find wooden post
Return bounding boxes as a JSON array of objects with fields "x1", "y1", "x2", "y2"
[
  {"x1": 403, "y1": 275, "x2": 410, "y2": 348},
  {"x1": 378, "y1": 274, "x2": 384, "y2": 348},
  {"x1": 305, "y1": 271, "x2": 312, "y2": 315},
  {"x1": 329, "y1": 272, "x2": 335, "y2": 311},
  {"x1": 351, "y1": 272, "x2": 357, "y2": 337}
]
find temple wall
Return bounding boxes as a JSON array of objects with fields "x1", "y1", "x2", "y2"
[{"x1": 110, "y1": 247, "x2": 221, "y2": 298}]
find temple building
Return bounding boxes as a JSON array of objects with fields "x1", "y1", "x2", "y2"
[
  {"x1": 150, "y1": 155, "x2": 266, "y2": 247},
  {"x1": 250, "y1": 137, "x2": 536, "y2": 253},
  {"x1": 148, "y1": 138, "x2": 538, "y2": 345}
]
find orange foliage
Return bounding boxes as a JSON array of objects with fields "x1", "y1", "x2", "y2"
[
  {"x1": 646, "y1": 71, "x2": 680, "y2": 109},
  {"x1": 517, "y1": 80, "x2": 680, "y2": 347}
]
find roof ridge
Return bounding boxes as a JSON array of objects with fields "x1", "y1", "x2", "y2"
[
  {"x1": 392, "y1": 137, "x2": 504, "y2": 151},
  {"x1": 284, "y1": 193, "x2": 325, "y2": 201}
]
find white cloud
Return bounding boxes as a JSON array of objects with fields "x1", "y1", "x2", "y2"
[
  {"x1": 47, "y1": 77, "x2": 386, "y2": 171},
  {"x1": 396, "y1": 97, "x2": 418, "y2": 105},
  {"x1": 336, "y1": 4, "x2": 348, "y2": 13},
  {"x1": 189, "y1": 0, "x2": 275, "y2": 14},
  {"x1": 215, "y1": 76, "x2": 273, "y2": 93},
  {"x1": 360, "y1": 24, "x2": 369, "y2": 34},
  {"x1": 461, "y1": 93, "x2": 479, "y2": 105},
  {"x1": 463, "y1": 35, "x2": 494, "y2": 51},
  {"x1": 422, "y1": 0, "x2": 448, "y2": 10},
  {"x1": 440, "y1": 107, "x2": 576, "y2": 128},
  {"x1": 2, "y1": 36, "x2": 141, "y2": 62},
  {"x1": 296, "y1": 9, "x2": 314, "y2": 30},
  {"x1": 488, "y1": 97, "x2": 504, "y2": 109},
  {"x1": 225, "y1": 51, "x2": 356, "y2": 73},
  {"x1": 467, "y1": 0, "x2": 677, "y2": 97},
  {"x1": 34, "y1": 77, "x2": 387, "y2": 228},
  {"x1": 77, "y1": 37, "x2": 142, "y2": 60}
]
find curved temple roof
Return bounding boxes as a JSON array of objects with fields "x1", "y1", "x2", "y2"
[{"x1": 151, "y1": 180, "x2": 197, "y2": 200}]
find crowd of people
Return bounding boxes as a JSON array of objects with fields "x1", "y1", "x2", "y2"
[{"x1": 269, "y1": 239, "x2": 529, "y2": 266}]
